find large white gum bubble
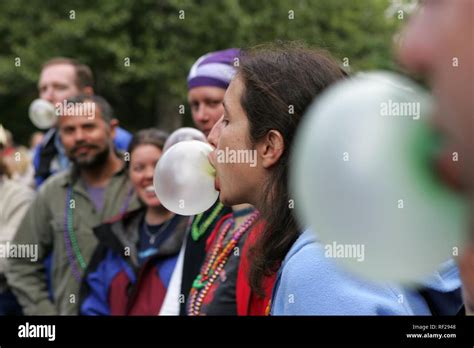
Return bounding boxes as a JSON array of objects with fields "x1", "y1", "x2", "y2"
[
  {"x1": 29, "y1": 99, "x2": 56, "y2": 129},
  {"x1": 290, "y1": 71, "x2": 468, "y2": 285},
  {"x1": 154, "y1": 140, "x2": 218, "y2": 216}
]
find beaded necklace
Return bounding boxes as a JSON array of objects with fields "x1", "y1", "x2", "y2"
[
  {"x1": 187, "y1": 210, "x2": 260, "y2": 315},
  {"x1": 64, "y1": 184, "x2": 133, "y2": 282},
  {"x1": 191, "y1": 202, "x2": 224, "y2": 241}
]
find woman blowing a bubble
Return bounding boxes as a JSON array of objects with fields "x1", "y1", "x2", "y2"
[{"x1": 206, "y1": 42, "x2": 463, "y2": 315}]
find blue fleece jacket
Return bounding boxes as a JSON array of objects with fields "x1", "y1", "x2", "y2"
[{"x1": 271, "y1": 230, "x2": 462, "y2": 315}]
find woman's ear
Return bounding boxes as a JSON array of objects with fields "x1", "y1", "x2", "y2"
[{"x1": 258, "y1": 130, "x2": 285, "y2": 169}]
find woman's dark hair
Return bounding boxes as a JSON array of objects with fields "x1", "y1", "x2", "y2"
[
  {"x1": 238, "y1": 42, "x2": 346, "y2": 295},
  {"x1": 127, "y1": 128, "x2": 169, "y2": 161}
]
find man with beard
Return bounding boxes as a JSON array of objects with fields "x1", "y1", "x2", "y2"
[
  {"x1": 33, "y1": 57, "x2": 132, "y2": 188},
  {"x1": 6, "y1": 95, "x2": 140, "y2": 315}
]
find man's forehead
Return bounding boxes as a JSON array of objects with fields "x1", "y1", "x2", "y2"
[
  {"x1": 39, "y1": 64, "x2": 76, "y2": 84},
  {"x1": 58, "y1": 115, "x2": 93, "y2": 127},
  {"x1": 58, "y1": 102, "x2": 102, "y2": 124}
]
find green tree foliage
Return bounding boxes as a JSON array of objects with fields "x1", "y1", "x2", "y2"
[{"x1": 0, "y1": 0, "x2": 404, "y2": 145}]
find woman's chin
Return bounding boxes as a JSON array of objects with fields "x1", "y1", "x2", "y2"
[
  {"x1": 218, "y1": 192, "x2": 231, "y2": 206},
  {"x1": 218, "y1": 191, "x2": 243, "y2": 208},
  {"x1": 143, "y1": 198, "x2": 162, "y2": 209}
]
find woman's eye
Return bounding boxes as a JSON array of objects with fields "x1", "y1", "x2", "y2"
[{"x1": 222, "y1": 119, "x2": 229, "y2": 126}]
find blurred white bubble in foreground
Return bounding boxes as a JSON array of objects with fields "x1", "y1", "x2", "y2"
[{"x1": 291, "y1": 71, "x2": 468, "y2": 285}]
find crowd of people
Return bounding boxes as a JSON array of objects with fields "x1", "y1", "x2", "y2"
[{"x1": 0, "y1": 0, "x2": 472, "y2": 316}]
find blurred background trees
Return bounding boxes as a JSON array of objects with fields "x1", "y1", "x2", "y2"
[{"x1": 0, "y1": 0, "x2": 411, "y2": 145}]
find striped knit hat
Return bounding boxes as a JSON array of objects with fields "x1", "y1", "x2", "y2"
[{"x1": 187, "y1": 48, "x2": 240, "y2": 90}]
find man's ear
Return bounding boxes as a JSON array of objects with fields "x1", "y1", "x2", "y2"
[
  {"x1": 83, "y1": 87, "x2": 94, "y2": 96},
  {"x1": 109, "y1": 118, "x2": 119, "y2": 139},
  {"x1": 258, "y1": 130, "x2": 285, "y2": 169}
]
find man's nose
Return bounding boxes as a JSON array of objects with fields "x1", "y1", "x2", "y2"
[
  {"x1": 40, "y1": 87, "x2": 56, "y2": 105},
  {"x1": 145, "y1": 165, "x2": 154, "y2": 179},
  {"x1": 73, "y1": 128, "x2": 85, "y2": 142},
  {"x1": 195, "y1": 104, "x2": 209, "y2": 122},
  {"x1": 396, "y1": 14, "x2": 430, "y2": 76}
]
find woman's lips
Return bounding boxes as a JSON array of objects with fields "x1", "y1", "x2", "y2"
[
  {"x1": 144, "y1": 185, "x2": 155, "y2": 192},
  {"x1": 143, "y1": 185, "x2": 156, "y2": 197}
]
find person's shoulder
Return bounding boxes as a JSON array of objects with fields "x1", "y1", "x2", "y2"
[
  {"x1": 39, "y1": 170, "x2": 69, "y2": 190},
  {"x1": 103, "y1": 206, "x2": 145, "y2": 225},
  {"x1": 35, "y1": 170, "x2": 70, "y2": 202},
  {"x1": 1, "y1": 178, "x2": 34, "y2": 197},
  {"x1": 281, "y1": 230, "x2": 322, "y2": 272},
  {"x1": 272, "y1": 231, "x2": 338, "y2": 314},
  {"x1": 95, "y1": 207, "x2": 145, "y2": 245},
  {"x1": 280, "y1": 230, "x2": 374, "y2": 288},
  {"x1": 273, "y1": 230, "x2": 409, "y2": 315},
  {"x1": 276, "y1": 230, "x2": 333, "y2": 297},
  {"x1": 0, "y1": 179, "x2": 35, "y2": 211},
  {"x1": 420, "y1": 258, "x2": 461, "y2": 293}
]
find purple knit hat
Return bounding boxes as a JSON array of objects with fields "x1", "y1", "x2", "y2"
[{"x1": 187, "y1": 48, "x2": 240, "y2": 90}]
